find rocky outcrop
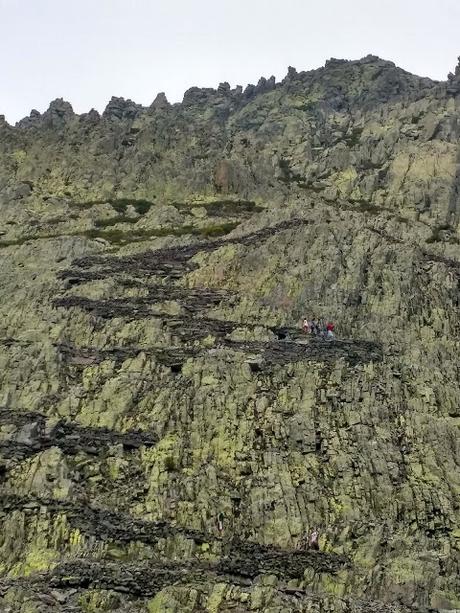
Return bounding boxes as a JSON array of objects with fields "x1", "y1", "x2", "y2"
[
  {"x1": 0, "y1": 55, "x2": 460, "y2": 612},
  {"x1": 0, "y1": 408, "x2": 157, "y2": 460}
]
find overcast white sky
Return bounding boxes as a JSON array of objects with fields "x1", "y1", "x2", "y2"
[{"x1": 1, "y1": 0, "x2": 459, "y2": 124}]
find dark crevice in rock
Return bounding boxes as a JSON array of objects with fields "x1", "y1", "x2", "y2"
[
  {"x1": 223, "y1": 338, "x2": 383, "y2": 367},
  {"x1": 4, "y1": 545, "x2": 347, "y2": 597},
  {"x1": 172, "y1": 198, "x2": 263, "y2": 218},
  {"x1": 217, "y1": 540, "x2": 349, "y2": 577},
  {"x1": 0, "y1": 409, "x2": 157, "y2": 460},
  {"x1": 53, "y1": 327, "x2": 382, "y2": 368},
  {"x1": 0, "y1": 495, "x2": 350, "y2": 599},
  {"x1": 0, "y1": 495, "x2": 208, "y2": 546},
  {"x1": 0, "y1": 495, "x2": 349, "y2": 578},
  {"x1": 55, "y1": 285, "x2": 233, "y2": 314},
  {"x1": 56, "y1": 342, "x2": 199, "y2": 369},
  {"x1": 0, "y1": 496, "x2": 347, "y2": 577},
  {"x1": 54, "y1": 335, "x2": 382, "y2": 373},
  {"x1": 0, "y1": 579, "x2": 420, "y2": 613},
  {"x1": 53, "y1": 295, "x2": 163, "y2": 320}
]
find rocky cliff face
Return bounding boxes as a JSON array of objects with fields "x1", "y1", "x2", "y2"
[{"x1": 0, "y1": 55, "x2": 460, "y2": 612}]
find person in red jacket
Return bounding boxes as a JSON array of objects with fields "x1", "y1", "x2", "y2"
[{"x1": 326, "y1": 322, "x2": 335, "y2": 340}]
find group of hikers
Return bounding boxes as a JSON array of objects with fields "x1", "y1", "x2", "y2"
[{"x1": 302, "y1": 317, "x2": 335, "y2": 340}]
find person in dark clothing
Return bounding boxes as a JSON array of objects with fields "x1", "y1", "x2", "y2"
[
  {"x1": 319, "y1": 319, "x2": 327, "y2": 338},
  {"x1": 217, "y1": 512, "x2": 224, "y2": 533}
]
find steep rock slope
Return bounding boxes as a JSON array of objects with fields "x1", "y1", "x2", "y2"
[{"x1": 0, "y1": 55, "x2": 460, "y2": 612}]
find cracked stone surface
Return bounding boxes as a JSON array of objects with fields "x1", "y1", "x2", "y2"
[{"x1": 0, "y1": 55, "x2": 460, "y2": 612}]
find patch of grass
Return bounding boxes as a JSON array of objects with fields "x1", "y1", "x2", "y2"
[
  {"x1": 300, "y1": 182, "x2": 324, "y2": 192},
  {"x1": 0, "y1": 238, "x2": 26, "y2": 248},
  {"x1": 200, "y1": 222, "x2": 239, "y2": 237},
  {"x1": 82, "y1": 221, "x2": 239, "y2": 244},
  {"x1": 0, "y1": 221, "x2": 239, "y2": 249},
  {"x1": 361, "y1": 160, "x2": 384, "y2": 171},
  {"x1": 131, "y1": 200, "x2": 154, "y2": 215},
  {"x1": 173, "y1": 199, "x2": 261, "y2": 216},
  {"x1": 81, "y1": 228, "x2": 143, "y2": 244},
  {"x1": 0, "y1": 233, "x2": 65, "y2": 249},
  {"x1": 109, "y1": 201, "x2": 129, "y2": 214},
  {"x1": 44, "y1": 216, "x2": 68, "y2": 225},
  {"x1": 278, "y1": 157, "x2": 291, "y2": 176},
  {"x1": 72, "y1": 198, "x2": 156, "y2": 215},
  {"x1": 276, "y1": 158, "x2": 308, "y2": 186},
  {"x1": 164, "y1": 456, "x2": 176, "y2": 472},
  {"x1": 356, "y1": 200, "x2": 380, "y2": 215},
  {"x1": 77, "y1": 197, "x2": 258, "y2": 219},
  {"x1": 94, "y1": 216, "x2": 139, "y2": 228},
  {"x1": 301, "y1": 102, "x2": 318, "y2": 114},
  {"x1": 71, "y1": 200, "x2": 104, "y2": 210}
]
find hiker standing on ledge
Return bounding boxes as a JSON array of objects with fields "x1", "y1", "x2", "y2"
[
  {"x1": 309, "y1": 528, "x2": 319, "y2": 550},
  {"x1": 302, "y1": 318, "x2": 310, "y2": 334},
  {"x1": 217, "y1": 512, "x2": 224, "y2": 533},
  {"x1": 326, "y1": 322, "x2": 335, "y2": 340}
]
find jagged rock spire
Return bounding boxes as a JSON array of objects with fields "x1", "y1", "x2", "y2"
[
  {"x1": 46, "y1": 98, "x2": 74, "y2": 117},
  {"x1": 150, "y1": 92, "x2": 170, "y2": 109},
  {"x1": 447, "y1": 56, "x2": 460, "y2": 95},
  {"x1": 103, "y1": 96, "x2": 142, "y2": 120},
  {"x1": 447, "y1": 56, "x2": 460, "y2": 80}
]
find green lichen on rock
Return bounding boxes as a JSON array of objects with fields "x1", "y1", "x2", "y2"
[{"x1": 0, "y1": 55, "x2": 460, "y2": 612}]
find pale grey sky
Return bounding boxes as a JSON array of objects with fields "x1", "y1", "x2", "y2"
[{"x1": 1, "y1": 0, "x2": 459, "y2": 124}]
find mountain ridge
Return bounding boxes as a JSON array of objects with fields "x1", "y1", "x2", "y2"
[{"x1": 1, "y1": 54, "x2": 447, "y2": 129}]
